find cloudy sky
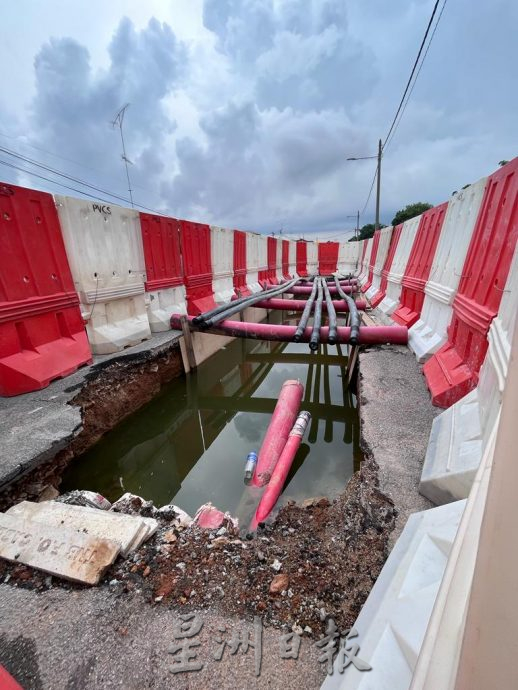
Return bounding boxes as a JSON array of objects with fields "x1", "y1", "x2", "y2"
[{"x1": 0, "y1": 0, "x2": 516, "y2": 238}]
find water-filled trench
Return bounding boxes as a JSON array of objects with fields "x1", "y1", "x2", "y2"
[{"x1": 61, "y1": 313, "x2": 363, "y2": 523}]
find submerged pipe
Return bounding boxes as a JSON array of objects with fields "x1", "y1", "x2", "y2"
[
  {"x1": 252, "y1": 380, "x2": 304, "y2": 487},
  {"x1": 334, "y1": 275, "x2": 361, "y2": 345},
  {"x1": 171, "y1": 315, "x2": 408, "y2": 345},
  {"x1": 321, "y1": 280, "x2": 337, "y2": 345},
  {"x1": 310, "y1": 279, "x2": 324, "y2": 351},
  {"x1": 294, "y1": 279, "x2": 318, "y2": 342},
  {"x1": 198, "y1": 277, "x2": 299, "y2": 328},
  {"x1": 250, "y1": 411, "x2": 311, "y2": 530},
  {"x1": 253, "y1": 297, "x2": 367, "y2": 312}
]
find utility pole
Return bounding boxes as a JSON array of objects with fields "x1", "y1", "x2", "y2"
[
  {"x1": 375, "y1": 139, "x2": 382, "y2": 231},
  {"x1": 112, "y1": 103, "x2": 134, "y2": 208}
]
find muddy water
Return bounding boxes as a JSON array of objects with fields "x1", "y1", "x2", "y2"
[{"x1": 61, "y1": 314, "x2": 362, "y2": 521}]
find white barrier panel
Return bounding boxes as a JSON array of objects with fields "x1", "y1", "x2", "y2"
[
  {"x1": 322, "y1": 500, "x2": 466, "y2": 690},
  {"x1": 420, "y1": 242, "x2": 518, "y2": 505},
  {"x1": 307, "y1": 241, "x2": 318, "y2": 275},
  {"x1": 146, "y1": 285, "x2": 186, "y2": 332},
  {"x1": 366, "y1": 226, "x2": 393, "y2": 300},
  {"x1": 358, "y1": 238, "x2": 372, "y2": 283},
  {"x1": 288, "y1": 240, "x2": 298, "y2": 278},
  {"x1": 55, "y1": 196, "x2": 151, "y2": 354},
  {"x1": 245, "y1": 233, "x2": 262, "y2": 293},
  {"x1": 210, "y1": 225, "x2": 235, "y2": 305},
  {"x1": 378, "y1": 216, "x2": 421, "y2": 320},
  {"x1": 337, "y1": 240, "x2": 360, "y2": 275},
  {"x1": 408, "y1": 179, "x2": 487, "y2": 362}
]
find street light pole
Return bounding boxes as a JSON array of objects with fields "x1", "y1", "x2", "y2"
[{"x1": 375, "y1": 139, "x2": 382, "y2": 231}]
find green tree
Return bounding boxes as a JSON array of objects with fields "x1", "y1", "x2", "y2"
[
  {"x1": 348, "y1": 223, "x2": 386, "y2": 242},
  {"x1": 499, "y1": 160, "x2": 509, "y2": 167},
  {"x1": 391, "y1": 202, "x2": 433, "y2": 227}
]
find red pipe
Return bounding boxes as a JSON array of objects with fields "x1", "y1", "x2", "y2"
[
  {"x1": 288, "y1": 285, "x2": 351, "y2": 296},
  {"x1": 254, "y1": 298, "x2": 367, "y2": 312},
  {"x1": 171, "y1": 315, "x2": 408, "y2": 345},
  {"x1": 252, "y1": 380, "x2": 303, "y2": 487},
  {"x1": 250, "y1": 411, "x2": 311, "y2": 530}
]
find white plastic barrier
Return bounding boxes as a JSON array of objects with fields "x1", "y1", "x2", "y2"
[
  {"x1": 210, "y1": 225, "x2": 235, "y2": 305},
  {"x1": 378, "y1": 216, "x2": 421, "y2": 320},
  {"x1": 419, "y1": 242, "x2": 518, "y2": 505},
  {"x1": 245, "y1": 233, "x2": 263, "y2": 293},
  {"x1": 365, "y1": 226, "x2": 393, "y2": 301},
  {"x1": 55, "y1": 196, "x2": 151, "y2": 354},
  {"x1": 408, "y1": 179, "x2": 487, "y2": 362},
  {"x1": 146, "y1": 284, "x2": 186, "y2": 332},
  {"x1": 307, "y1": 241, "x2": 318, "y2": 275},
  {"x1": 322, "y1": 499, "x2": 466, "y2": 690},
  {"x1": 288, "y1": 240, "x2": 298, "y2": 278},
  {"x1": 358, "y1": 238, "x2": 372, "y2": 283},
  {"x1": 275, "y1": 238, "x2": 283, "y2": 282},
  {"x1": 337, "y1": 240, "x2": 360, "y2": 275}
]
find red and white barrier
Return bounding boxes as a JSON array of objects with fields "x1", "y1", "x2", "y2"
[
  {"x1": 306, "y1": 241, "x2": 318, "y2": 276},
  {"x1": 288, "y1": 240, "x2": 298, "y2": 278},
  {"x1": 210, "y1": 225, "x2": 235, "y2": 305},
  {"x1": 365, "y1": 227, "x2": 392, "y2": 301},
  {"x1": 337, "y1": 240, "x2": 360, "y2": 275},
  {"x1": 56, "y1": 195, "x2": 151, "y2": 354},
  {"x1": 245, "y1": 233, "x2": 263, "y2": 293},
  {"x1": 408, "y1": 180, "x2": 487, "y2": 362},
  {"x1": 377, "y1": 216, "x2": 421, "y2": 321},
  {"x1": 358, "y1": 238, "x2": 373, "y2": 284}
]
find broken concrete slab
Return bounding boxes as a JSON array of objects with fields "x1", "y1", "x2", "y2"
[
  {"x1": 0, "y1": 512, "x2": 120, "y2": 585},
  {"x1": 6, "y1": 501, "x2": 157, "y2": 557}
]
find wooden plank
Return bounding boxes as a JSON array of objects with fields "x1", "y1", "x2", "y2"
[
  {"x1": 0, "y1": 512, "x2": 120, "y2": 585},
  {"x1": 180, "y1": 315, "x2": 197, "y2": 370}
]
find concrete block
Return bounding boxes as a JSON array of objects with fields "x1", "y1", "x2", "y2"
[
  {"x1": 7, "y1": 501, "x2": 157, "y2": 557},
  {"x1": 0, "y1": 512, "x2": 120, "y2": 584},
  {"x1": 146, "y1": 286, "x2": 187, "y2": 332},
  {"x1": 322, "y1": 500, "x2": 466, "y2": 690}
]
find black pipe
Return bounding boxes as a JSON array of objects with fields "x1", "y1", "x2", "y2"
[
  {"x1": 200, "y1": 277, "x2": 300, "y2": 329},
  {"x1": 293, "y1": 279, "x2": 318, "y2": 342},
  {"x1": 322, "y1": 279, "x2": 337, "y2": 345},
  {"x1": 309, "y1": 279, "x2": 324, "y2": 351},
  {"x1": 334, "y1": 275, "x2": 360, "y2": 344}
]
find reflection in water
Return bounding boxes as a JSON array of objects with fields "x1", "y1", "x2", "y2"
[{"x1": 61, "y1": 314, "x2": 362, "y2": 521}]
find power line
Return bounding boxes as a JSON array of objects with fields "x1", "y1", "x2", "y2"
[
  {"x1": 384, "y1": 0, "x2": 448, "y2": 152},
  {"x1": 0, "y1": 144, "x2": 167, "y2": 215},
  {"x1": 382, "y1": 0, "x2": 441, "y2": 150}
]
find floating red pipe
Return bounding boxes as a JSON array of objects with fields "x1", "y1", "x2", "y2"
[
  {"x1": 254, "y1": 298, "x2": 367, "y2": 312},
  {"x1": 171, "y1": 315, "x2": 408, "y2": 345},
  {"x1": 250, "y1": 411, "x2": 311, "y2": 531},
  {"x1": 288, "y1": 285, "x2": 351, "y2": 296},
  {"x1": 252, "y1": 380, "x2": 304, "y2": 487}
]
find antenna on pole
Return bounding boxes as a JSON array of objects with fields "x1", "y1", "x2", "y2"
[{"x1": 111, "y1": 103, "x2": 134, "y2": 208}]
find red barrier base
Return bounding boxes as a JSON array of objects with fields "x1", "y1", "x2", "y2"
[
  {"x1": 369, "y1": 290, "x2": 385, "y2": 308},
  {"x1": 391, "y1": 306, "x2": 420, "y2": 328},
  {"x1": 0, "y1": 309, "x2": 92, "y2": 397},
  {"x1": 423, "y1": 343, "x2": 478, "y2": 408}
]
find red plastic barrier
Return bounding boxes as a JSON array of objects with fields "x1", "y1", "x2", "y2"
[
  {"x1": 392, "y1": 203, "x2": 447, "y2": 327},
  {"x1": 296, "y1": 241, "x2": 308, "y2": 276},
  {"x1": 140, "y1": 212, "x2": 183, "y2": 291},
  {"x1": 424, "y1": 158, "x2": 518, "y2": 407},
  {"x1": 179, "y1": 220, "x2": 215, "y2": 315},
  {"x1": 362, "y1": 230, "x2": 381, "y2": 292},
  {"x1": 267, "y1": 236, "x2": 278, "y2": 284},
  {"x1": 0, "y1": 182, "x2": 92, "y2": 396},
  {"x1": 370, "y1": 223, "x2": 403, "y2": 307},
  {"x1": 318, "y1": 242, "x2": 339, "y2": 275},
  {"x1": 233, "y1": 230, "x2": 249, "y2": 296},
  {"x1": 282, "y1": 240, "x2": 290, "y2": 279}
]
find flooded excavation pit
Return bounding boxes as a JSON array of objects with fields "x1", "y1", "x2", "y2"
[{"x1": 60, "y1": 317, "x2": 363, "y2": 526}]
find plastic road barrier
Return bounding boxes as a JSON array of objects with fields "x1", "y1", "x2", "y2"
[
  {"x1": 358, "y1": 238, "x2": 373, "y2": 284},
  {"x1": 337, "y1": 240, "x2": 360, "y2": 275},
  {"x1": 318, "y1": 242, "x2": 339, "y2": 275},
  {"x1": 365, "y1": 226, "x2": 393, "y2": 301},
  {"x1": 306, "y1": 241, "x2": 318, "y2": 276},
  {"x1": 211, "y1": 225, "x2": 235, "y2": 305},
  {"x1": 423, "y1": 158, "x2": 518, "y2": 407},
  {"x1": 0, "y1": 182, "x2": 92, "y2": 395},
  {"x1": 362, "y1": 229, "x2": 381, "y2": 292},
  {"x1": 233, "y1": 230, "x2": 249, "y2": 296},
  {"x1": 179, "y1": 220, "x2": 216, "y2": 315},
  {"x1": 288, "y1": 240, "x2": 298, "y2": 279},
  {"x1": 370, "y1": 224, "x2": 403, "y2": 308},
  {"x1": 56, "y1": 195, "x2": 150, "y2": 354},
  {"x1": 296, "y1": 240, "x2": 308, "y2": 276},
  {"x1": 139, "y1": 212, "x2": 185, "y2": 332},
  {"x1": 408, "y1": 179, "x2": 488, "y2": 362},
  {"x1": 392, "y1": 202, "x2": 448, "y2": 328},
  {"x1": 244, "y1": 232, "x2": 262, "y2": 294},
  {"x1": 378, "y1": 216, "x2": 421, "y2": 320}
]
